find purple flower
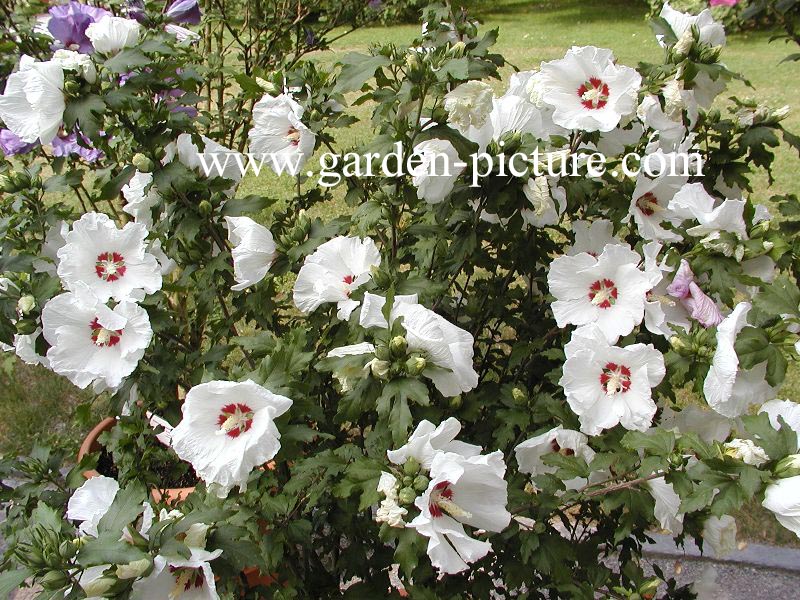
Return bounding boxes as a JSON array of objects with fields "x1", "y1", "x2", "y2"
[
  {"x1": 127, "y1": 0, "x2": 147, "y2": 23},
  {"x1": 51, "y1": 132, "x2": 104, "y2": 163},
  {"x1": 48, "y1": 2, "x2": 110, "y2": 53},
  {"x1": 666, "y1": 260, "x2": 724, "y2": 328},
  {"x1": 165, "y1": 0, "x2": 201, "y2": 25},
  {"x1": 367, "y1": 0, "x2": 382, "y2": 9},
  {"x1": 158, "y1": 88, "x2": 198, "y2": 118},
  {"x1": 0, "y1": 129, "x2": 38, "y2": 156}
]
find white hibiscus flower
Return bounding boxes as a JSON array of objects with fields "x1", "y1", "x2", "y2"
[
  {"x1": 121, "y1": 171, "x2": 161, "y2": 229},
  {"x1": 387, "y1": 417, "x2": 481, "y2": 469},
  {"x1": 668, "y1": 183, "x2": 747, "y2": 240},
  {"x1": 723, "y1": 438, "x2": 769, "y2": 466},
  {"x1": 759, "y1": 399, "x2": 800, "y2": 451},
  {"x1": 629, "y1": 168, "x2": 686, "y2": 242},
  {"x1": 408, "y1": 451, "x2": 511, "y2": 575},
  {"x1": 521, "y1": 176, "x2": 566, "y2": 228},
  {"x1": 85, "y1": 15, "x2": 141, "y2": 54},
  {"x1": 567, "y1": 219, "x2": 622, "y2": 256},
  {"x1": 170, "y1": 380, "x2": 292, "y2": 498},
  {"x1": 658, "y1": 2, "x2": 726, "y2": 48},
  {"x1": 293, "y1": 236, "x2": 381, "y2": 320},
  {"x1": 410, "y1": 138, "x2": 465, "y2": 204},
  {"x1": 357, "y1": 293, "x2": 479, "y2": 397},
  {"x1": 51, "y1": 49, "x2": 96, "y2": 84},
  {"x1": 0, "y1": 55, "x2": 65, "y2": 144},
  {"x1": 42, "y1": 285, "x2": 153, "y2": 390},
  {"x1": 702, "y1": 515, "x2": 737, "y2": 558},
  {"x1": 57, "y1": 212, "x2": 162, "y2": 302},
  {"x1": 168, "y1": 133, "x2": 243, "y2": 185},
  {"x1": 548, "y1": 243, "x2": 654, "y2": 343},
  {"x1": 703, "y1": 303, "x2": 776, "y2": 418},
  {"x1": 637, "y1": 95, "x2": 686, "y2": 153},
  {"x1": 641, "y1": 242, "x2": 692, "y2": 338},
  {"x1": 444, "y1": 80, "x2": 494, "y2": 132},
  {"x1": 248, "y1": 93, "x2": 315, "y2": 176},
  {"x1": 33, "y1": 220, "x2": 69, "y2": 275},
  {"x1": 464, "y1": 94, "x2": 548, "y2": 151},
  {"x1": 130, "y1": 548, "x2": 223, "y2": 600},
  {"x1": 537, "y1": 46, "x2": 641, "y2": 132},
  {"x1": 67, "y1": 475, "x2": 119, "y2": 537},
  {"x1": 514, "y1": 425, "x2": 595, "y2": 489},
  {"x1": 375, "y1": 472, "x2": 408, "y2": 528},
  {"x1": 647, "y1": 476, "x2": 684, "y2": 534},
  {"x1": 224, "y1": 216, "x2": 277, "y2": 291},
  {"x1": 762, "y1": 475, "x2": 800, "y2": 539},
  {"x1": 560, "y1": 324, "x2": 665, "y2": 435},
  {"x1": 659, "y1": 405, "x2": 731, "y2": 443}
]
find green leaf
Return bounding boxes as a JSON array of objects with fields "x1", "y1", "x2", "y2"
[
  {"x1": 753, "y1": 275, "x2": 800, "y2": 317},
  {"x1": 210, "y1": 526, "x2": 263, "y2": 571},
  {"x1": 63, "y1": 94, "x2": 106, "y2": 139},
  {"x1": 620, "y1": 430, "x2": 676, "y2": 456},
  {"x1": 741, "y1": 413, "x2": 797, "y2": 460},
  {"x1": 0, "y1": 569, "x2": 32, "y2": 599},
  {"x1": 334, "y1": 53, "x2": 391, "y2": 93},
  {"x1": 220, "y1": 195, "x2": 277, "y2": 217},
  {"x1": 97, "y1": 481, "x2": 147, "y2": 536},
  {"x1": 77, "y1": 533, "x2": 149, "y2": 567},
  {"x1": 734, "y1": 326, "x2": 787, "y2": 386},
  {"x1": 103, "y1": 49, "x2": 151, "y2": 73}
]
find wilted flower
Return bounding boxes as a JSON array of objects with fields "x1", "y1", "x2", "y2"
[
  {"x1": 514, "y1": 425, "x2": 595, "y2": 489},
  {"x1": 443, "y1": 80, "x2": 494, "y2": 132},
  {"x1": 723, "y1": 438, "x2": 769, "y2": 466},
  {"x1": 702, "y1": 515, "x2": 737, "y2": 558},
  {"x1": 225, "y1": 216, "x2": 277, "y2": 291},
  {"x1": 51, "y1": 49, "x2": 96, "y2": 83},
  {"x1": 165, "y1": 0, "x2": 201, "y2": 25},
  {"x1": 647, "y1": 476, "x2": 683, "y2": 534},
  {"x1": 51, "y1": 131, "x2": 104, "y2": 163},
  {"x1": 121, "y1": 171, "x2": 161, "y2": 229},
  {"x1": 375, "y1": 472, "x2": 407, "y2": 528},
  {"x1": 665, "y1": 259, "x2": 723, "y2": 328},
  {"x1": 0, "y1": 129, "x2": 37, "y2": 156}
]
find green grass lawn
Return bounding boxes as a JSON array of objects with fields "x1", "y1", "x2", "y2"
[{"x1": 3, "y1": 0, "x2": 799, "y2": 547}]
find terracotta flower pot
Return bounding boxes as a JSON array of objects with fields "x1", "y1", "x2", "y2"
[{"x1": 77, "y1": 418, "x2": 277, "y2": 589}]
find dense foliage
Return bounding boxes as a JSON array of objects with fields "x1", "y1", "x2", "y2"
[{"x1": 1, "y1": 1, "x2": 800, "y2": 598}]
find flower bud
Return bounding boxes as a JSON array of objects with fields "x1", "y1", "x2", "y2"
[
  {"x1": 58, "y1": 540, "x2": 77, "y2": 560},
  {"x1": 40, "y1": 570, "x2": 69, "y2": 590},
  {"x1": 448, "y1": 394, "x2": 462, "y2": 409},
  {"x1": 775, "y1": 454, "x2": 800, "y2": 478},
  {"x1": 81, "y1": 575, "x2": 116, "y2": 596},
  {"x1": 16, "y1": 319, "x2": 37, "y2": 335},
  {"x1": 413, "y1": 475, "x2": 429, "y2": 492},
  {"x1": 17, "y1": 295, "x2": 35, "y2": 315},
  {"x1": 402, "y1": 475, "x2": 413, "y2": 487},
  {"x1": 370, "y1": 359, "x2": 391, "y2": 380},
  {"x1": 198, "y1": 200, "x2": 213, "y2": 217},
  {"x1": 398, "y1": 486, "x2": 417, "y2": 505},
  {"x1": 374, "y1": 345, "x2": 391, "y2": 361},
  {"x1": 512, "y1": 387, "x2": 526, "y2": 404},
  {"x1": 403, "y1": 457, "x2": 420, "y2": 476},
  {"x1": 404, "y1": 355, "x2": 426, "y2": 376},
  {"x1": 116, "y1": 558, "x2": 151, "y2": 579},
  {"x1": 673, "y1": 29, "x2": 694, "y2": 57},
  {"x1": 63, "y1": 79, "x2": 82, "y2": 96},
  {"x1": 389, "y1": 335, "x2": 407, "y2": 357},
  {"x1": 131, "y1": 153, "x2": 154, "y2": 173},
  {"x1": 256, "y1": 77, "x2": 277, "y2": 93}
]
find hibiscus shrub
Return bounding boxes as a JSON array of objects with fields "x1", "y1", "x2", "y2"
[{"x1": 2, "y1": 0, "x2": 800, "y2": 598}]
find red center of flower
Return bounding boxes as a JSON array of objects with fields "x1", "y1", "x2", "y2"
[
  {"x1": 636, "y1": 192, "x2": 660, "y2": 217},
  {"x1": 599, "y1": 362, "x2": 632, "y2": 395},
  {"x1": 428, "y1": 480, "x2": 454, "y2": 518},
  {"x1": 588, "y1": 278, "x2": 618, "y2": 308},
  {"x1": 95, "y1": 251, "x2": 126, "y2": 282},
  {"x1": 286, "y1": 126, "x2": 301, "y2": 147},
  {"x1": 550, "y1": 439, "x2": 575, "y2": 456},
  {"x1": 578, "y1": 77, "x2": 610, "y2": 110},
  {"x1": 217, "y1": 403, "x2": 255, "y2": 438},
  {"x1": 168, "y1": 565, "x2": 205, "y2": 591},
  {"x1": 90, "y1": 318, "x2": 123, "y2": 347},
  {"x1": 343, "y1": 274, "x2": 355, "y2": 285}
]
